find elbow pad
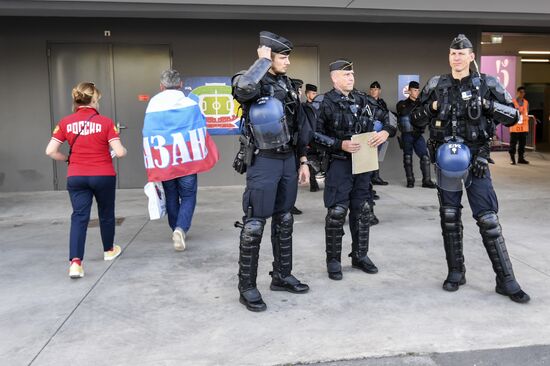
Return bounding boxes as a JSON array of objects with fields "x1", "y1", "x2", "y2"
[
  {"x1": 237, "y1": 58, "x2": 272, "y2": 92},
  {"x1": 485, "y1": 101, "x2": 519, "y2": 127},
  {"x1": 313, "y1": 132, "x2": 337, "y2": 149}
]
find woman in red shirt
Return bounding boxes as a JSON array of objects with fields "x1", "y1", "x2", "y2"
[{"x1": 46, "y1": 82, "x2": 127, "y2": 278}]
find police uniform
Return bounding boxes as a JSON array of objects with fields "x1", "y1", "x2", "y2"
[
  {"x1": 313, "y1": 60, "x2": 396, "y2": 281},
  {"x1": 302, "y1": 84, "x2": 322, "y2": 192},
  {"x1": 396, "y1": 80, "x2": 436, "y2": 188},
  {"x1": 411, "y1": 34, "x2": 530, "y2": 303},
  {"x1": 368, "y1": 81, "x2": 391, "y2": 186},
  {"x1": 232, "y1": 31, "x2": 310, "y2": 312}
]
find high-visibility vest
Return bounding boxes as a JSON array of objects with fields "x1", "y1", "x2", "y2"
[{"x1": 510, "y1": 98, "x2": 529, "y2": 133}]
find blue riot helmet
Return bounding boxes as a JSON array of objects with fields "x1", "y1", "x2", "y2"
[
  {"x1": 248, "y1": 96, "x2": 290, "y2": 149},
  {"x1": 435, "y1": 140, "x2": 472, "y2": 191}
]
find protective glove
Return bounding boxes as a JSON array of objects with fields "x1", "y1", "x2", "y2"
[{"x1": 471, "y1": 156, "x2": 489, "y2": 178}]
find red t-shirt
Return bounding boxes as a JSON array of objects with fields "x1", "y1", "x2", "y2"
[{"x1": 52, "y1": 107, "x2": 120, "y2": 177}]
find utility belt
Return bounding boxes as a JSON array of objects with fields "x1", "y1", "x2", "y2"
[{"x1": 257, "y1": 144, "x2": 294, "y2": 159}]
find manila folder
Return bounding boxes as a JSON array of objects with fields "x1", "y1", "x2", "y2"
[{"x1": 351, "y1": 132, "x2": 379, "y2": 175}]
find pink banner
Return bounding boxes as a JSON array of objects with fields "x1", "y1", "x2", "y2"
[{"x1": 480, "y1": 56, "x2": 518, "y2": 145}]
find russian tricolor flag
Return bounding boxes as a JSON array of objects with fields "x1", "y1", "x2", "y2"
[{"x1": 143, "y1": 90, "x2": 219, "y2": 182}]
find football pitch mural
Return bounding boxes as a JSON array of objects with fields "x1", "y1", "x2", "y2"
[{"x1": 183, "y1": 77, "x2": 241, "y2": 135}]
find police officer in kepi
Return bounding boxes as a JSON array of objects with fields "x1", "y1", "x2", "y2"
[
  {"x1": 410, "y1": 34, "x2": 530, "y2": 303},
  {"x1": 303, "y1": 83, "x2": 323, "y2": 192},
  {"x1": 313, "y1": 59, "x2": 396, "y2": 281},
  {"x1": 231, "y1": 31, "x2": 311, "y2": 312},
  {"x1": 396, "y1": 80, "x2": 437, "y2": 188},
  {"x1": 367, "y1": 81, "x2": 394, "y2": 186}
]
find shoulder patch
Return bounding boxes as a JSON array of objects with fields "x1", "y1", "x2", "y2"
[{"x1": 53, "y1": 125, "x2": 60, "y2": 134}]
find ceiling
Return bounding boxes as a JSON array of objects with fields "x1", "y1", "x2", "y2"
[
  {"x1": 481, "y1": 32, "x2": 550, "y2": 62},
  {"x1": 2, "y1": 0, "x2": 550, "y2": 27}
]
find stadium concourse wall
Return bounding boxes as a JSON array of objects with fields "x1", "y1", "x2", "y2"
[{"x1": 1, "y1": 17, "x2": 480, "y2": 192}]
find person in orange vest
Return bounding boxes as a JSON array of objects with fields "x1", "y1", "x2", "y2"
[{"x1": 509, "y1": 86, "x2": 530, "y2": 165}]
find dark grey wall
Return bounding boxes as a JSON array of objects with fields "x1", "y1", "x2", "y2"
[{"x1": 0, "y1": 17, "x2": 488, "y2": 191}]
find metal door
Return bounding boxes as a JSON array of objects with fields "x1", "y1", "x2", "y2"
[
  {"x1": 112, "y1": 45, "x2": 171, "y2": 188},
  {"x1": 48, "y1": 43, "x2": 171, "y2": 189},
  {"x1": 48, "y1": 43, "x2": 115, "y2": 190}
]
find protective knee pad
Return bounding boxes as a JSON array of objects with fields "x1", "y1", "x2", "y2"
[
  {"x1": 476, "y1": 211, "x2": 501, "y2": 238},
  {"x1": 404, "y1": 154, "x2": 413, "y2": 166},
  {"x1": 326, "y1": 205, "x2": 347, "y2": 228},
  {"x1": 241, "y1": 218, "x2": 265, "y2": 247},
  {"x1": 440, "y1": 206, "x2": 462, "y2": 233}
]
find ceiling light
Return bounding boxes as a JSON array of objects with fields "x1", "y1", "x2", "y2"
[
  {"x1": 491, "y1": 34, "x2": 503, "y2": 44},
  {"x1": 518, "y1": 51, "x2": 550, "y2": 55},
  {"x1": 521, "y1": 59, "x2": 549, "y2": 63}
]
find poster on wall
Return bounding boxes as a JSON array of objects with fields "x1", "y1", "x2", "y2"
[
  {"x1": 397, "y1": 75, "x2": 420, "y2": 101},
  {"x1": 183, "y1": 77, "x2": 241, "y2": 135},
  {"x1": 480, "y1": 56, "x2": 518, "y2": 145}
]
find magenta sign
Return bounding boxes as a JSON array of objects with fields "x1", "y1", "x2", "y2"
[{"x1": 480, "y1": 56, "x2": 518, "y2": 144}]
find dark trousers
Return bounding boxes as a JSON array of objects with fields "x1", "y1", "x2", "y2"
[
  {"x1": 509, "y1": 132, "x2": 528, "y2": 157},
  {"x1": 67, "y1": 176, "x2": 116, "y2": 261},
  {"x1": 402, "y1": 132, "x2": 429, "y2": 158},
  {"x1": 162, "y1": 174, "x2": 197, "y2": 232},
  {"x1": 324, "y1": 159, "x2": 373, "y2": 210},
  {"x1": 437, "y1": 170, "x2": 498, "y2": 219},
  {"x1": 243, "y1": 154, "x2": 298, "y2": 218}
]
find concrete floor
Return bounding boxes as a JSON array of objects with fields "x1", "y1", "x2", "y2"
[{"x1": 0, "y1": 150, "x2": 549, "y2": 366}]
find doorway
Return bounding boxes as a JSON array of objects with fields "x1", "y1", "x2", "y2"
[{"x1": 48, "y1": 43, "x2": 172, "y2": 189}]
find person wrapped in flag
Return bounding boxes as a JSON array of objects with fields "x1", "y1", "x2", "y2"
[{"x1": 143, "y1": 69, "x2": 219, "y2": 251}]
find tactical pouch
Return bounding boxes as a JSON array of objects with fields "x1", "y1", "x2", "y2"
[{"x1": 233, "y1": 135, "x2": 256, "y2": 174}]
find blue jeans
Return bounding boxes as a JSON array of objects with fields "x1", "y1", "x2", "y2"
[
  {"x1": 162, "y1": 174, "x2": 197, "y2": 232},
  {"x1": 67, "y1": 176, "x2": 117, "y2": 261}
]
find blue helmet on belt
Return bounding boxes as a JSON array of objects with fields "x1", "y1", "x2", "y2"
[
  {"x1": 435, "y1": 140, "x2": 472, "y2": 191},
  {"x1": 248, "y1": 96, "x2": 290, "y2": 149}
]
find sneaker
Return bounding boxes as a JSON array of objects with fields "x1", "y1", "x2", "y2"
[
  {"x1": 172, "y1": 228, "x2": 186, "y2": 251},
  {"x1": 104, "y1": 245, "x2": 122, "y2": 261},
  {"x1": 69, "y1": 259, "x2": 84, "y2": 278}
]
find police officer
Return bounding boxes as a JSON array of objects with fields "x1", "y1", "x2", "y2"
[
  {"x1": 303, "y1": 83, "x2": 322, "y2": 192},
  {"x1": 396, "y1": 81, "x2": 436, "y2": 188},
  {"x1": 305, "y1": 83, "x2": 318, "y2": 103},
  {"x1": 313, "y1": 59, "x2": 396, "y2": 280},
  {"x1": 411, "y1": 34, "x2": 530, "y2": 303},
  {"x1": 368, "y1": 81, "x2": 392, "y2": 186},
  {"x1": 232, "y1": 31, "x2": 311, "y2": 312}
]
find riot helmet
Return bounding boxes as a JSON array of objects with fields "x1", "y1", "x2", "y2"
[
  {"x1": 248, "y1": 96, "x2": 290, "y2": 149},
  {"x1": 435, "y1": 139, "x2": 472, "y2": 191}
]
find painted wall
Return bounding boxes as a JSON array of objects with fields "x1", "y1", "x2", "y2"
[{"x1": 0, "y1": 17, "x2": 482, "y2": 191}]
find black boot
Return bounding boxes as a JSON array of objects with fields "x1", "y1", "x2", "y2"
[
  {"x1": 369, "y1": 203, "x2": 379, "y2": 226},
  {"x1": 325, "y1": 205, "x2": 346, "y2": 280},
  {"x1": 290, "y1": 206, "x2": 302, "y2": 215},
  {"x1": 309, "y1": 164, "x2": 320, "y2": 192},
  {"x1": 477, "y1": 212, "x2": 530, "y2": 304},
  {"x1": 404, "y1": 154, "x2": 414, "y2": 188},
  {"x1": 349, "y1": 203, "x2": 378, "y2": 274},
  {"x1": 440, "y1": 207, "x2": 466, "y2": 292},
  {"x1": 371, "y1": 169, "x2": 389, "y2": 185},
  {"x1": 518, "y1": 155, "x2": 529, "y2": 164},
  {"x1": 420, "y1": 155, "x2": 436, "y2": 188},
  {"x1": 509, "y1": 152, "x2": 516, "y2": 165},
  {"x1": 270, "y1": 212, "x2": 309, "y2": 293},
  {"x1": 238, "y1": 218, "x2": 267, "y2": 312}
]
